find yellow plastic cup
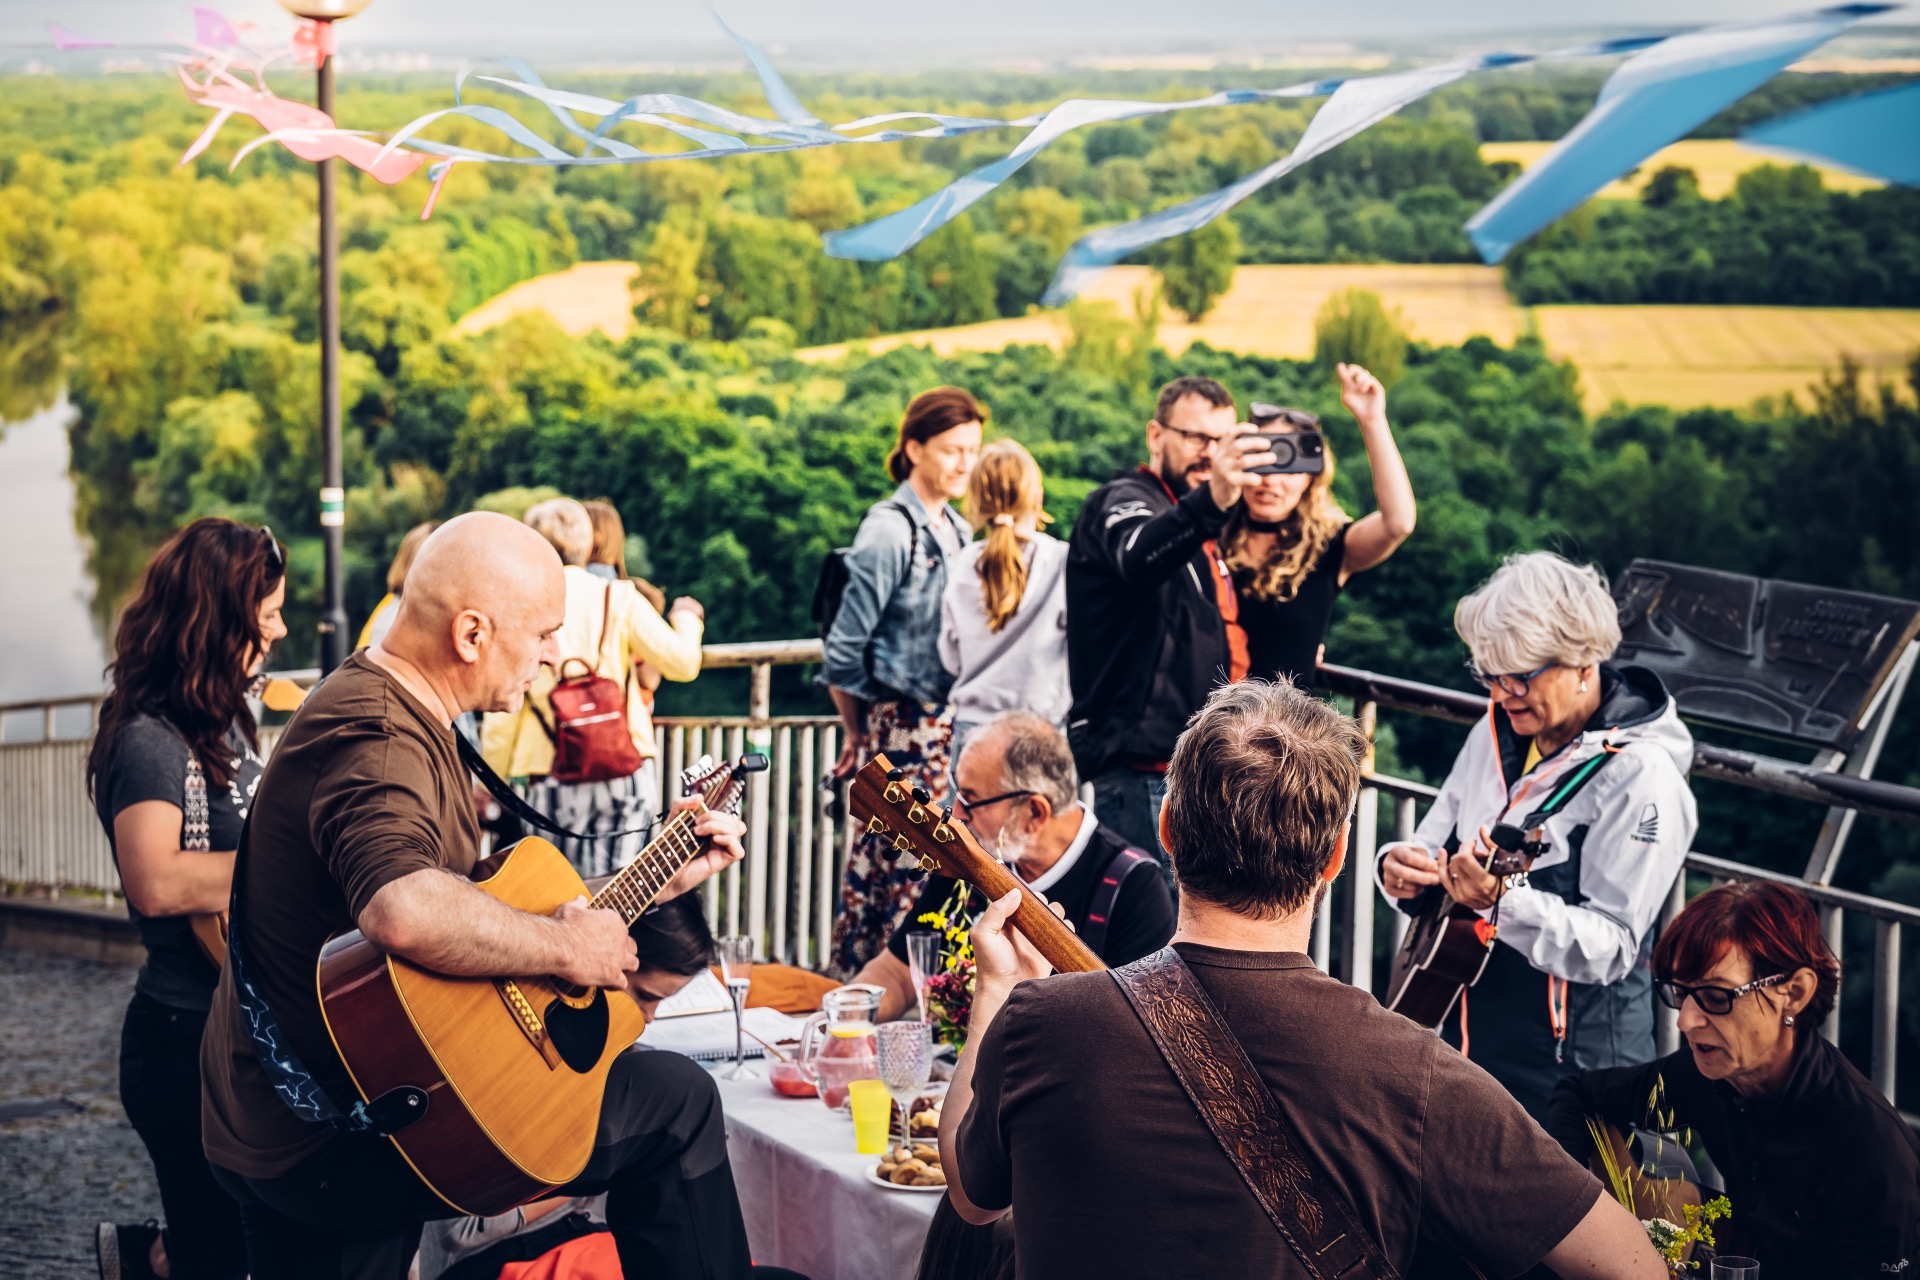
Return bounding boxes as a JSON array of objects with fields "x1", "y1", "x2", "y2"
[{"x1": 847, "y1": 1079, "x2": 892, "y2": 1156}]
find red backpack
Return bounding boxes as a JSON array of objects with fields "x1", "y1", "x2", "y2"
[{"x1": 530, "y1": 584, "x2": 643, "y2": 785}]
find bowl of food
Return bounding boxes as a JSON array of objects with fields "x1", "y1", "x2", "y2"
[{"x1": 767, "y1": 1046, "x2": 816, "y2": 1098}]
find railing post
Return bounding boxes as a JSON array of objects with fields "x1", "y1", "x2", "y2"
[
  {"x1": 1821, "y1": 904, "x2": 1844, "y2": 1047},
  {"x1": 1657, "y1": 870, "x2": 1688, "y2": 1056},
  {"x1": 769, "y1": 723, "x2": 792, "y2": 963},
  {"x1": 744, "y1": 666, "x2": 772, "y2": 954},
  {"x1": 1874, "y1": 919, "x2": 1900, "y2": 1104},
  {"x1": 817, "y1": 724, "x2": 840, "y2": 970},
  {"x1": 1392, "y1": 796, "x2": 1416, "y2": 951},
  {"x1": 1345, "y1": 700, "x2": 1379, "y2": 992}
]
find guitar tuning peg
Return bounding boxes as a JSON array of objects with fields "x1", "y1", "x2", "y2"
[
  {"x1": 931, "y1": 805, "x2": 957, "y2": 843},
  {"x1": 891, "y1": 834, "x2": 913, "y2": 854},
  {"x1": 884, "y1": 783, "x2": 907, "y2": 804},
  {"x1": 904, "y1": 866, "x2": 925, "y2": 881},
  {"x1": 886, "y1": 768, "x2": 906, "y2": 782},
  {"x1": 916, "y1": 854, "x2": 940, "y2": 874},
  {"x1": 865, "y1": 816, "x2": 891, "y2": 836},
  {"x1": 911, "y1": 785, "x2": 931, "y2": 804},
  {"x1": 907, "y1": 802, "x2": 928, "y2": 825}
]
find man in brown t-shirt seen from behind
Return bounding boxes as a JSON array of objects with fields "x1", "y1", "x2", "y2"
[
  {"x1": 200, "y1": 512, "x2": 756, "y2": 1279},
  {"x1": 944, "y1": 679, "x2": 1667, "y2": 1280}
]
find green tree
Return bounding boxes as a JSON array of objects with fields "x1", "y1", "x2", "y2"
[
  {"x1": 1313, "y1": 288, "x2": 1408, "y2": 385},
  {"x1": 1148, "y1": 216, "x2": 1239, "y2": 322}
]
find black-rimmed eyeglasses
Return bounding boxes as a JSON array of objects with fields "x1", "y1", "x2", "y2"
[
  {"x1": 1466, "y1": 660, "x2": 1555, "y2": 698},
  {"x1": 954, "y1": 789, "x2": 1034, "y2": 819},
  {"x1": 1655, "y1": 972, "x2": 1788, "y2": 1016}
]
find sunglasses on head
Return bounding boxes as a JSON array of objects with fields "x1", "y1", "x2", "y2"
[
  {"x1": 1655, "y1": 971, "x2": 1788, "y2": 1016},
  {"x1": 258, "y1": 525, "x2": 286, "y2": 573}
]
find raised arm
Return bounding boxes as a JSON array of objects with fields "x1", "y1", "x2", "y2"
[{"x1": 1334, "y1": 363, "x2": 1416, "y2": 583}]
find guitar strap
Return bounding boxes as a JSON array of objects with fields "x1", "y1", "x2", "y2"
[
  {"x1": 1111, "y1": 948, "x2": 1400, "y2": 1280},
  {"x1": 224, "y1": 817, "x2": 429, "y2": 1137},
  {"x1": 456, "y1": 723, "x2": 656, "y2": 845}
]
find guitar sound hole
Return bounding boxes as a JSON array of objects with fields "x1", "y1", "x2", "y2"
[{"x1": 544, "y1": 989, "x2": 611, "y2": 1073}]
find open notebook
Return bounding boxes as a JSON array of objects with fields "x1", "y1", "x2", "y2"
[
  {"x1": 637, "y1": 1006, "x2": 807, "y2": 1062},
  {"x1": 650, "y1": 969, "x2": 732, "y2": 1019}
]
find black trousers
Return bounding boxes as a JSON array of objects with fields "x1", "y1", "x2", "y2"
[
  {"x1": 210, "y1": 1048, "x2": 754, "y2": 1280},
  {"x1": 119, "y1": 992, "x2": 248, "y2": 1280}
]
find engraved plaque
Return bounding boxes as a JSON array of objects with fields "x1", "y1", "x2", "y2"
[{"x1": 1613, "y1": 560, "x2": 1920, "y2": 747}]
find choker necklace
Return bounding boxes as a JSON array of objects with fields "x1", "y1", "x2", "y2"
[{"x1": 1244, "y1": 518, "x2": 1287, "y2": 534}]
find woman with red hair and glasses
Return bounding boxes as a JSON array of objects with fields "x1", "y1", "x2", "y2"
[
  {"x1": 1547, "y1": 881, "x2": 1920, "y2": 1276},
  {"x1": 85, "y1": 518, "x2": 287, "y2": 1280}
]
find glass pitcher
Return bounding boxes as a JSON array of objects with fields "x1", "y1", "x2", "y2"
[{"x1": 797, "y1": 984, "x2": 882, "y2": 1111}]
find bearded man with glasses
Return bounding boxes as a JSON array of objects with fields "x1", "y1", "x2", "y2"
[{"x1": 1377, "y1": 551, "x2": 1699, "y2": 1120}]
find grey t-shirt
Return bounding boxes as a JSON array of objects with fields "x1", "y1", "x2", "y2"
[{"x1": 92, "y1": 712, "x2": 263, "y2": 1011}]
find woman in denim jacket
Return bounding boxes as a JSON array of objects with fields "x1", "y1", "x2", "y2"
[{"x1": 825, "y1": 386, "x2": 984, "y2": 973}]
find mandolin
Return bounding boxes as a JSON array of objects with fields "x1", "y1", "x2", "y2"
[
  {"x1": 315, "y1": 752, "x2": 765, "y2": 1215},
  {"x1": 848, "y1": 755, "x2": 1103, "y2": 977},
  {"x1": 1383, "y1": 823, "x2": 1540, "y2": 1028}
]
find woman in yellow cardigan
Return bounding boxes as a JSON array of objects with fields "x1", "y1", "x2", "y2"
[{"x1": 481, "y1": 498, "x2": 706, "y2": 876}]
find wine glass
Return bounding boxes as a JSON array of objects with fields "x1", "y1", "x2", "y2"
[
  {"x1": 876, "y1": 1020, "x2": 933, "y2": 1154},
  {"x1": 1710, "y1": 1260, "x2": 1759, "y2": 1279},
  {"x1": 716, "y1": 936, "x2": 758, "y2": 1080},
  {"x1": 905, "y1": 931, "x2": 940, "y2": 1024}
]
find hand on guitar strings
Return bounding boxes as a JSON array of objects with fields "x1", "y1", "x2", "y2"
[
  {"x1": 656, "y1": 799, "x2": 749, "y2": 904},
  {"x1": 970, "y1": 889, "x2": 1071, "y2": 1000},
  {"x1": 1440, "y1": 829, "x2": 1503, "y2": 912},
  {"x1": 1380, "y1": 842, "x2": 1443, "y2": 900},
  {"x1": 552, "y1": 895, "x2": 641, "y2": 989}
]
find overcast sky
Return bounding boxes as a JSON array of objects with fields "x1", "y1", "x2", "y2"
[{"x1": 17, "y1": 0, "x2": 1911, "y2": 56}]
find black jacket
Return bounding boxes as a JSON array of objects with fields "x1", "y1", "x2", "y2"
[
  {"x1": 1065, "y1": 469, "x2": 1232, "y2": 777},
  {"x1": 1546, "y1": 1035, "x2": 1920, "y2": 1277}
]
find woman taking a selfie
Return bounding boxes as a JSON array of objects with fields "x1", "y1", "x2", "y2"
[
  {"x1": 86, "y1": 518, "x2": 288, "y2": 1280},
  {"x1": 1226, "y1": 361, "x2": 1415, "y2": 690},
  {"x1": 823, "y1": 385, "x2": 983, "y2": 974}
]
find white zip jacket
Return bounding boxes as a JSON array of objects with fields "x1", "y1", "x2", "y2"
[{"x1": 1375, "y1": 665, "x2": 1698, "y2": 987}]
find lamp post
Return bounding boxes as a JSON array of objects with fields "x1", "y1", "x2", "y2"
[{"x1": 278, "y1": 0, "x2": 373, "y2": 672}]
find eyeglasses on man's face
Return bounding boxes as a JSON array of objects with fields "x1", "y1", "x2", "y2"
[
  {"x1": 1466, "y1": 660, "x2": 1556, "y2": 698},
  {"x1": 1655, "y1": 972, "x2": 1788, "y2": 1017},
  {"x1": 1154, "y1": 421, "x2": 1233, "y2": 452},
  {"x1": 954, "y1": 788, "x2": 1035, "y2": 820}
]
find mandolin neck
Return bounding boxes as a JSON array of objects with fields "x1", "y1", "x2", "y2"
[{"x1": 589, "y1": 803, "x2": 708, "y2": 926}]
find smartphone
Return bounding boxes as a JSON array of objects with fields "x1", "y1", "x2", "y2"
[{"x1": 1239, "y1": 401, "x2": 1326, "y2": 475}]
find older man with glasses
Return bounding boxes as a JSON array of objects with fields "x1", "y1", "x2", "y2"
[
  {"x1": 1377, "y1": 551, "x2": 1699, "y2": 1120},
  {"x1": 852, "y1": 711, "x2": 1175, "y2": 1022}
]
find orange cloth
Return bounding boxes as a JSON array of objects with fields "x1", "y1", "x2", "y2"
[
  {"x1": 500, "y1": 1232, "x2": 621, "y2": 1280},
  {"x1": 710, "y1": 962, "x2": 840, "y2": 1014}
]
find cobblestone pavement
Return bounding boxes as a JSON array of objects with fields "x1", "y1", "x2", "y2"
[{"x1": 0, "y1": 949, "x2": 157, "y2": 1279}]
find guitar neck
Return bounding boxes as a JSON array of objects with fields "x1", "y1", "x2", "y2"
[
  {"x1": 964, "y1": 845, "x2": 1107, "y2": 975},
  {"x1": 589, "y1": 804, "x2": 708, "y2": 926}
]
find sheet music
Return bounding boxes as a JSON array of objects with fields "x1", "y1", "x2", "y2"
[
  {"x1": 651, "y1": 968, "x2": 732, "y2": 1019},
  {"x1": 638, "y1": 1006, "x2": 806, "y2": 1061}
]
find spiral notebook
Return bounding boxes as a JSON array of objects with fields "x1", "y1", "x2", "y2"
[
  {"x1": 637, "y1": 1006, "x2": 807, "y2": 1062},
  {"x1": 651, "y1": 969, "x2": 732, "y2": 1019}
]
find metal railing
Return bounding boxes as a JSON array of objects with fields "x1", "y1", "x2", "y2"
[{"x1": 5, "y1": 645, "x2": 1914, "y2": 1103}]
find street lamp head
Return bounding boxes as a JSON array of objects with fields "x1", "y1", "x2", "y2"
[{"x1": 276, "y1": 0, "x2": 374, "y2": 19}]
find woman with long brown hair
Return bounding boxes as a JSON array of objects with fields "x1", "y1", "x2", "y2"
[
  {"x1": 823, "y1": 385, "x2": 983, "y2": 973},
  {"x1": 1226, "y1": 362, "x2": 1415, "y2": 690},
  {"x1": 939, "y1": 439, "x2": 1068, "y2": 767},
  {"x1": 86, "y1": 518, "x2": 287, "y2": 1280}
]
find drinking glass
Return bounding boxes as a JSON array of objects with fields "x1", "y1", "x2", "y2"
[
  {"x1": 847, "y1": 1080, "x2": 892, "y2": 1156},
  {"x1": 876, "y1": 1020, "x2": 933, "y2": 1151},
  {"x1": 905, "y1": 931, "x2": 940, "y2": 1024},
  {"x1": 1710, "y1": 1259, "x2": 1760, "y2": 1280},
  {"x1": 716, "y1": 936, "x2": 758, "y2": 1080}
]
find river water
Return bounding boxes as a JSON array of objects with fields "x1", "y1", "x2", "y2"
[{"x1": 0, "y1": 395, "x2": 110, "y2": 708}]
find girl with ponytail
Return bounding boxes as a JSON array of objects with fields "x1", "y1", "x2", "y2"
[{"x1": 939, "y1": 439, "x2": 1070, "y2": 768}]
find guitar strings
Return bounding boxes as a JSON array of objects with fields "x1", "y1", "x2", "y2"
[{"x1": 588, "y1": 780, "x2": 739, "y2": 922}]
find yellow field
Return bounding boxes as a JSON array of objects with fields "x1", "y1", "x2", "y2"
[
  {"x1": 1479, "y1": 139, "x2": 1883, "y2": 200},
  {"x1": 1537, "y1": 306, "x2": 1920, "y2": 413},
  {"x1": 453, "y1": 261, "x2": 640, "y2": 341},
  {"x1": 797, "y1": 264, "x2": 1524, "y2": 362}
]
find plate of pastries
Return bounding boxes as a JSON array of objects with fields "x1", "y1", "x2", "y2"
[{"x1": 867, "y1": 1105, "x2": 946, "y2": 1191}]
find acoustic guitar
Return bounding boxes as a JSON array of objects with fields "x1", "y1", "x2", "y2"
[
  {"x1": 848, "y1": 755, "x2": 1103, "y2": 977},
  {"x1": 315, "y1": 752, "x2": 765, "y2": 1215},
  {"x1": 1383, "y1": 823, "x2": 1540, "y2": 1028}
]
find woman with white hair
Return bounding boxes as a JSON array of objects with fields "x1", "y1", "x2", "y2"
[
  {"x1": 482, "y1": 497, "x2": 707, "y2": 876},
  {"x1": 1377, "y1": 551, "x2": 1698, "y2": 1120}
]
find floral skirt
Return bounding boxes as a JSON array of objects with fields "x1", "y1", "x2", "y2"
[{"x1": 829, "y1": 699, "x2": 953, "y2": 976}]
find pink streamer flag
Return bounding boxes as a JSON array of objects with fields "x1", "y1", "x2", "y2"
[{"x1": 46, "y1": 23, "x2": 114, "y2": 50}]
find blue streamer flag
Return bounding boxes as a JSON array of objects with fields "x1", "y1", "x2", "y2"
[
  {"x1": 233, "y1": 4, "x2": 1885, "y2": 299},
  {"x1": 1464, "y1": 4, "x2": 1892, "y2": 264},
  {"x1": 1741, "y1": 79, "x2": 1920, "y2": 186}
]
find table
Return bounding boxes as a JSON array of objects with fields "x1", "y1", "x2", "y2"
[{"x1": 714, "y1": 1072, "x2": 939, "y2": 1280}]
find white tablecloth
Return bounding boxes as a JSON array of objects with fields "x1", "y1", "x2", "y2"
[{"x1": 714, "y1": 1073, "x2": 939, "y2": 1280}]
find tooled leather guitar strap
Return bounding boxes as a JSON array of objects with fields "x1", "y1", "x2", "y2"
[{"x1": 1111, "y1": 948, "x2": 1399, "y2": 1280}]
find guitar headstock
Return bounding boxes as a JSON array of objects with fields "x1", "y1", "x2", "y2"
[
  {"x1": 847, "y1": 754, "x2": 1106, "y2": 975},
  {"x1": 682, "y1": 753, "x2": 770, "y2": 818},
  {"x1": 1486, "y1": 822, "x2": 1546, "y2": 878},
  {"x1": 847, "y1": 755, "x2": 973, "y2": 884}
]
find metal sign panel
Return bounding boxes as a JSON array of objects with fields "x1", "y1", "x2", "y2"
[{"x1": 1613, "y1": 560, "x2": 1920, "y2": 748}]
